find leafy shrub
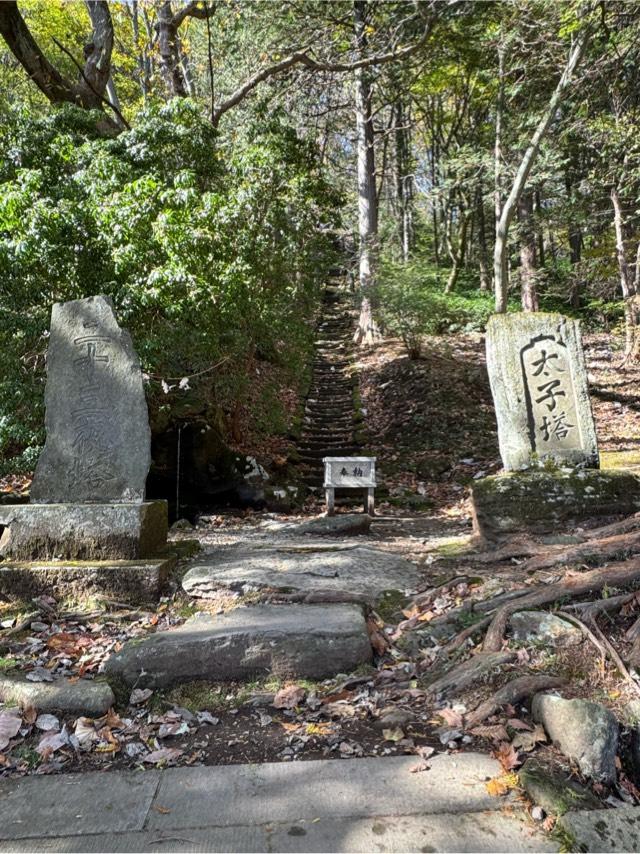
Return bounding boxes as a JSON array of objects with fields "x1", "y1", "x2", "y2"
[{"x1": 0, "y1": 101, "x2": 342, "y2": 472}]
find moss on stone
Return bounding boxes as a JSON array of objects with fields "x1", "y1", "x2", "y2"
[
  {"x1": 374, "y1": 589, "x2": 407, "y2": 622},
  {"x1": 472, "y1": 469, "x2": 640, "y2": 539},
  {"x1": 600, "y1": 449, "x2": 640, "y2": 471},
  {"x1": 519, "y1": 759, "x2": 601, "y2": 816}
]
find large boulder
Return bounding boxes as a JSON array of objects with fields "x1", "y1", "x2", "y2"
[{"x1": 532, "y1": 693, "x2": 618, "y2": 783}]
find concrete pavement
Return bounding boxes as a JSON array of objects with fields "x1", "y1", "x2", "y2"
[{"x1": 0, "y1": 753, "x2": 557, "y2": 852}]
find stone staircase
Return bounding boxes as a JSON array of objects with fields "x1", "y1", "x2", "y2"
[{"x1": 296, "y1": 283, "x2": 360, "y2": 492}]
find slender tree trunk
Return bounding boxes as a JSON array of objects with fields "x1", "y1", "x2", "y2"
[
  {"x1": 518, "y1": 191, "x2": 539, "y2": 311},
  {"x1": 157, "y1": 1, "x2": 188, "y2": 97},
  {"x1": 445, "y1": 202, "x2": 472, "y2": 293},
  {"x1": 611, "y1": 186, "x2": 639, "y2": 360},
  {"x1": 494, "y1": 28, "x2": 590, "y2": 313},
  {"x1": 534, "y1": 190, "x2": 546, "y2": 266},
  {"x1": 353, "y1": 0, "x2": 380, "y2": 346},
  {"x1": 476, "y1": 183, "x2": 490, "y2": 291},
  {"x1": 494, "y1": 42, "x2": 505, "y2": 294}
]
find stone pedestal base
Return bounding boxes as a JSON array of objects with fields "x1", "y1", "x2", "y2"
[
  {"x1": 0, "y1": 557, "x2": 174, "y2": 604},
  {"x1": 0, "y1": 501, "x2": 168, "y2": 560},
  {"x1": 471, "y1": 469, "x2": 640, "y2": 541}
]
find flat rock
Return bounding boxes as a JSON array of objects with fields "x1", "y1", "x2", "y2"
[
  {"x1": 283, "y1": 514, "x2": 372, "y2": 537},
  {"x1": 532, "y1": 693, "x2": 618, "y2": 783},
  {"x1": 559, "y1": 806, "x2": 640, "y2": 852},
  {"x1": 182, "y1": 543, "x2": 418, "y2": 603},
  {"x1": 105, "y1": 604, "x2": 372, "y2": 688},
  {"x1": 519, "y1": 759, "x2": 601, "y2": 816},
  {"x1": 510, "y1": 611, "x2": 582, "y2": 647},
  {"x1": 31, "y1": 295, "x2": 151, "y2": 504},
  {"x1": 0, "y1": 673, "x2": 114, "y2": 716}
]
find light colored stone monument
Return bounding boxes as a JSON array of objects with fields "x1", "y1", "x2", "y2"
[
  {"x1": 473, "y1": 312, "x2": 640, "y2": 539},
  {"x1": 486, "y1": 312, "x2": 598, "y2": 471},
  {"x1": 0, "y1": 296, "x2": 170, "y2": 601}
]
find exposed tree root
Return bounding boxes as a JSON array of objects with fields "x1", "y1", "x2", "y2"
[
  {"x1": 582, "y1": 512, "x2": 640, "y2": 540},
  {"x1": 521, "y1": 530, "x2": 640, "y2": 573},
  {"x1": 563, "y1": 592, "x2": 638, "y2": 620},
  {"x1": 466, "y1": 675, "x2": 566, "y2": 728},
  {"x1": 472, "y1": 538, "x2": 541, "y2": 564},
  {"x1": 424, "y1": 651, "x2": 515, "y2": 699},
  {"x1": 483, "y1": 557, "x2": 640, "y2": 652}
]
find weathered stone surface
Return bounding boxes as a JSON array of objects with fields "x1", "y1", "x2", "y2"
[
  {"x1": 181, "y1": 543, "x2": 418, "y2": 602},
  {"x1": 0, "y1": 673, "x2": 114, "y2": 716},
  {"x1": 283, "y1": 513, "x2": 372, "y2": 537},
  {"x1": 510, "y1": 611, "x2": 582, "y2": 647},
  {"x1": 0, "y1": 500, "x2": 168, "y2": 560},
  {"x1": 532, "y1": 693, "x2": 619, "y2": 783},
  {"x1": 559, "y1": 806, "x2": 640, "y2": 852},
  {"x1": 519, "y1": 759, "x2": 601, "y2": 816},
  {"x1": 0, "y1": 557, "x2": 173, "y2": 604},
  {"x1": 471, "y1": 469, "x2": 640, "y2": 539},
  {"x1": 31, "y1": 295, "x2": 151, "y2": 504},
  {"x1": 486, "y1": 313, "x2": 598, "y2": 471},
  {"x1": 105, "y1": 604, "x2": 372, "y2": 688}
]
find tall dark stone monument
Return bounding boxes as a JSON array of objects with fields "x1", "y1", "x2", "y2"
[
  {"x1": 0, "y1": 297, "x2": 169, "y2": 599},
  {"x1": 31, "y1": 296, "x2": 151, "y2": 503}
]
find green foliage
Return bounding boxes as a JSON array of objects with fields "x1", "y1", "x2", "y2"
[
  {"x1": 0, "y1": 100, "x2": 341, "y2": 472},
  {"x1": 378, "y1": 258, "x2": 495, "y2": 358}
]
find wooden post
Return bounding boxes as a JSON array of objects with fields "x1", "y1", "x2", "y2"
[
  {"x1": 366, "y1": 487, "x2": 375, "y2": 516},
  {"x1": 326, "y1": 487, "x2": 335, "y2": 516}
]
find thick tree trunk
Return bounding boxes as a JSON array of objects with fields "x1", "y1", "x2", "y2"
[
  {"x1": 493, "y1": 29, "x2": 590, "y2": 313},
  {"x1": 0, "y1": 0, "x2": 113, "y2": 111},
  {"x1": 157, "y1": 1, "x2": 188, "y2": 97},
  {"x1": 353, "y1": 0, "x2": 381, "y2": 346},
  {"x1": 518, "y1": 191, "x2": 539, "y2": 311}
]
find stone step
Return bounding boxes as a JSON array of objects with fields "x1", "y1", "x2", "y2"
[
  {"x1": 105, "y1": 604, "x2": 372, "y2": 688},
  {"x1": 298, "y1": 451, "x2": 358, "y2": 463}
]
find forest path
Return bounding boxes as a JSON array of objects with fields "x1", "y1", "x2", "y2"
[{"x1": 295, "y1": 281, "x2": 360, "y2": 491}]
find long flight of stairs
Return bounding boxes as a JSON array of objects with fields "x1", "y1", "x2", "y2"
[{"x1": 296, "y1": 283, "x2": 360, "y2": 492}]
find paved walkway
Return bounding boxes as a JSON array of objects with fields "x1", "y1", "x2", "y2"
[{"x1": 0, "y1": 754, "x2": 556, "y2": 852}]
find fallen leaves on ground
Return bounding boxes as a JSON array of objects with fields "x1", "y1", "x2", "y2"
[
  {"x1": 493, "y1": 741, "x2": 521, "y2": 772},
  {"x1": 273, "y1": 685, "x2": 306, "y2": 709}
]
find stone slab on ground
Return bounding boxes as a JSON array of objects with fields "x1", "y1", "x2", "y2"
[
  {"x1": 510, "y1": 611, "x2": 583, "y2": 647},
  {"x1": 471, "y1": 469, "x2": 640, "y2": 539},
  {"x1": 0, "y1": 673, "x2": 114, "y2": 716},
  {"x1": 559, "y1": 806, "x2": 640, "y2": 852},
  {"x1": 105, "y1": 603, "x2": 372, "y2": 688},
  {"x1": 182, "y1": 543, "x2": 419, "y2": 602},
  {"x1": 0, "y1": 500, "x2": 168, "y2": 560},
  {"x1": 0, "y1": 556, "x2": 174, "y2": 604},
  {"x1": 0, "y1": 811, "x2": 557, "y2": 853},
  {"x1": 0, "y1": 755, "x2": 557, "y2": 852},
  {"x1": 485, "y1": 312, "x2": 598, "y2": 471},
  {"x1": 282, "y1": 514, "x2": 373, "y2": 537},
  {"x1": 31, "y1": 295, "x2": 151, "y2": 505}
]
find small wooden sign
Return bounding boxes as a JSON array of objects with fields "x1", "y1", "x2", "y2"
[{"x1": 323, "y1": 456, "x2": 376, "y2": 516}]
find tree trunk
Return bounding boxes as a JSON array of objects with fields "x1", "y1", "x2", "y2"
[
  {"x1": 353, "y1": 0, "x2": 380, "y2": 346},
  {"x1": 611, "y1": 185, "x2": 639, "y2": 360},
  {"x1": 476, "y1": 183, "x2": 490, "y2": 291},
  {"x1": 518, "y1": 191, "x2": 539, "y2": 311},
  {"x1": 493, "y1": 42, "x2": 505, "y2": 294},
  {"x1": 494, "y1": 28, "x2": 590, "y2": 313},
  {"x1": 0, "y1": 0, "x2": 114, "y2": 111},
  {"x1": 157, "y1": 1, "x2": 188, "y2": 97},
  {"x1": 445, "y1": 203, "x2": 471, "y2": 293}
]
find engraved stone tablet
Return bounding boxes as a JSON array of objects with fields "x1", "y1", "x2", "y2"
[
  {"x1": 486, "y1": 313, "x2": 598, "y2": 471},
  {"x1": 31, "y1": 295, "x2": 151, "y2": 503}
]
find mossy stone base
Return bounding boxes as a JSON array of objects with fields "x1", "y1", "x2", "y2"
[
  {"x1": 471, "y1": 469, "x2": 640, "y2": 540},
  {"x1": 0, "y1": 500, "x2": 168, "y2": 560},
  {"x1": 0, "y1": 556, "x2": 175, "y2": 605}
]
